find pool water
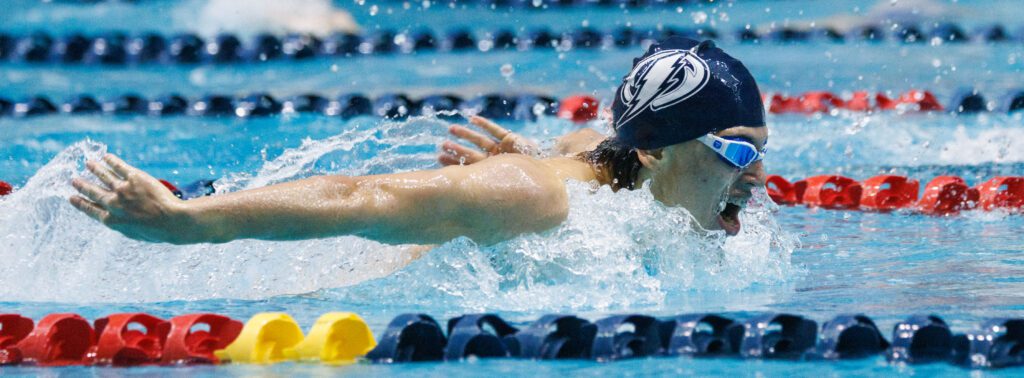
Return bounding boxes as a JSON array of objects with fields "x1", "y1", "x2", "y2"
[{"x1": 2, "y1": 0, "x2": 1023, "y2": 376}]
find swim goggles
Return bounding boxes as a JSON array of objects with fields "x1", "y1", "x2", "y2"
[{"x1": 697, "y1": 134, "x2": 766, "y2": 169}]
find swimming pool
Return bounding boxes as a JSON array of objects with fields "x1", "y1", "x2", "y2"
[{"x1": 2, "y1": 0, "x2": 1024, "y2": 375}]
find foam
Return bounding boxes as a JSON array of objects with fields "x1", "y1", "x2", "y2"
[
  {"x1": 937, "y1": 126, "x2": 1024, "y2": 165},
  {"x1": 766, "y1": 114, "x2": 1024, "y2": 174},
  {"x1": 327, "y1": 180, "x2": 798, "y2": 313},
  {"x1": 0, "y1": 132, "x2": 423, "y2": 303},
  {"x1": 0, "y1": 117, "x2": 796, "y2": 308}
]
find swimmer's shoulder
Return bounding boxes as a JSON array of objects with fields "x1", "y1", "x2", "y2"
[
  {"x1": 451, "y1": 153, "x2": 596, "y2": 183},
  {"x1": 553, "y1": 129, "x2": 605, "y2": 155},
  {"x1": 538, "y1": 156, "x2": 599, "y2": 183}
]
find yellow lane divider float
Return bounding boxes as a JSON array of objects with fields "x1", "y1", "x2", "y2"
[{"x1": 213, "y1": 312, "x2": 376, "y2": 365}]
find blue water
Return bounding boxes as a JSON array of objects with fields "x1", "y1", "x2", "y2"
[{"x1": 2, "y1": 0, "x2": 1024, "y2": 376}]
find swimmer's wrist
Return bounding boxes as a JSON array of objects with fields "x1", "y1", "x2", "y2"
[{"x1": 177, "y1": 201, "x2": 236, "y2": 244}]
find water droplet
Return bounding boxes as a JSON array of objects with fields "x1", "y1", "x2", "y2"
[
  {"x1": 500, "y1": 63, "x2": 515, "y2": 78},
  {"x1": 691, "y1": 11, "x2": 708, "y2": 24}
]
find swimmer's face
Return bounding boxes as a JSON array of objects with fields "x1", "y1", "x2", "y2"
[{"x1": 637, "y1": 126, "x2": 768, "y2": 235}]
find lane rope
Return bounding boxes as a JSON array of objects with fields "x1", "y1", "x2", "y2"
[
  {"x1": 767, "y1": 174, "x2": 1024, "y2": 215},
  {"x1": 2, "y1": 89, "x2": 1022, "y2": 119},
  {"x1": 0, "y1": 23, "x2": 1019, "y2": 66},
  {"x1": 0, "y1": 311, "x2": 1021, "y2": 368}
]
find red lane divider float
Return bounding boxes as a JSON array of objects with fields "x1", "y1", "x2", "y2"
[
  {"x1": 10, "y1": 313, "x2": 94, "y2": 366},
  {"x1": 0, "y1": 181, "x2": 12, "y2": 196},
  {"x1": 0, "y1": 314, "x2": 34, "y2": 365},
  {"x1": 768, "y1": 174, "x2": 1024, "y2": 215},
  {"x1": 161, "y1": 314, "x2": 243, "y2": 365},
  {"x1": 917, "y1": 176, "x2": 978, "y2": 215},
  {"x1": 89, "y1": 313, "x2": 170, "y2": 366},
  {"x1": 861, "y1": 175, "x2": 920, "y2": 211},
  {"x1": 976, "y1": 177, "x2": 1024, "y2": 210},
  {"x1": 794, "y1": 175, "x2": 863, "y2": 210},
  {"x1": 765, "y1": 89, "x2": 945, "y2": 114},
  {"x1": 557, "y1": 94, "x2": 599, "y2": 124},
  {"x1": 0, "y1": 313, "x2": 244, "y2": 367}
]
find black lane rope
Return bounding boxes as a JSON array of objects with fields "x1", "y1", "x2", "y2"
[
  {"x1": 0, "y1": 22, "x2": 1018, "y2": 66},
  {"x1": 0, "y1": 92, "x2": 566, "y2": 120},
  {"x1": 2, "y1": 90, "x2": 1021, "y2": 119}
]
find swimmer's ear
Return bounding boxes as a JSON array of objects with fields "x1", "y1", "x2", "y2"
[{"x1": 635, "y1": 148, "x2": 664, "y2": 170}]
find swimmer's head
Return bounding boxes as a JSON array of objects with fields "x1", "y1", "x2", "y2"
[{"x1": 591, "y1": 37, "x2": 768, "y2": 235}]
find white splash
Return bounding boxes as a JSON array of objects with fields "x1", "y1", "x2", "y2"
[
  {"x1": 0, "y1": 140, "x2": 417, "y2": 303},
  {"x1": 328, "y1": 183, "x2": 798, "y2": 313},
  {"x1": 936, "y1": 126, "x2": 1024, "y2": 165},
  {"x1": 767, "y1": 113, "x2": 1024, "y2": 170}
]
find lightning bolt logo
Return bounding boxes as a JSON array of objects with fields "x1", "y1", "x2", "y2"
[{"x1": 616, "y1": 49, "x2": 710, "y2": 129}]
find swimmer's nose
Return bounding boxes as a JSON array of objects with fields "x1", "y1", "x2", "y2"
[{"x1": 740, "y1": 160, "x2": 767, "y2": 191}]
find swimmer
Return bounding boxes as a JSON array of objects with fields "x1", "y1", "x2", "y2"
[{"x1": 70, "y1": 37, "x2": 769, "y2": 245}]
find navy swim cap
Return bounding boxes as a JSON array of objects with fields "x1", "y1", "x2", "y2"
[{"x1": 611, "y1": 37, "x2": 765, "y2": 150}]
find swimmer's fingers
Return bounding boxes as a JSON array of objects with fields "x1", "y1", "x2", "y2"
[
  {"x1": 72, "y1": 178, "x2": 114, "y2": 207},
  {"x1": 86, "y1": 160, "x2": 122, "y2": 188},
  {"x1": 438, "y1": 154, "x2": 463, "y2": 166},
  {"x1": 449, "y1": 124, "x2": 497, "y2": 152},
  {"x1": 69, "y1": 195, "x2": 110, "y2": 224},
  {"x1": 439, "y1": 141, "x2": 487, "y2": 166},
  {"x1": 469, "y1": 115, "x2": 510, "y2": 140},
  {"x1": 102, "y1": 154, "x2": 137, "y2": 179}
]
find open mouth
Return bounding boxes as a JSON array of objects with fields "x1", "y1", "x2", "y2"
[{"x1": 717, "y1": 201, "x2": 743, "y2": 236}]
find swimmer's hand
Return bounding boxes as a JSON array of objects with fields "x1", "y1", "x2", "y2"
[
  {"x1": 438, "y1": 115, "x2": 540, "y2": 166},
  {"x1": 70, "y1": 154, "x2": 194, "y2": 244}
]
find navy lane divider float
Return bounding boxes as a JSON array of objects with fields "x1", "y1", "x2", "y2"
[
  {"x1": 2, "y1": 89, "x2": 1021, "y2": 120},
  {"x1": 0, "y1": 92, "x2": 592, "y2": 122},
  {"x1": 1, "y1": 311, "x2": 1022, "y2": 369},
  {"x1": 1, "y1": 22, "x2": 1021, "y2": 66}
]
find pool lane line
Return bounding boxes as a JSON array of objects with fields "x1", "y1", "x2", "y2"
[
  {"x1": 0, "y1": 22, "x2": 1019, "y2": 66},
  {"x1": 1, "y1": 90, "x2": 1022, "y2": 119},
  {"x1": 1, "y1": 312, "x2": 1021, "y2": 368}
]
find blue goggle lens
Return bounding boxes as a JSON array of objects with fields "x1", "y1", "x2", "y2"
[{"x1": 721, "y1": 138, "x2": 760, "y2": 168}]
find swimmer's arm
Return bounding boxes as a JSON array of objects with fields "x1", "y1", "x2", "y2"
[{"x1": 72, "y1": 154, "x2": 569, "y2": 246}]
